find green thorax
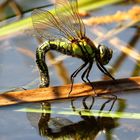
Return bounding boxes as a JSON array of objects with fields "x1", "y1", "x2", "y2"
[{"x1": 47, "y1": 38, "x2": 96, "y2": 60}]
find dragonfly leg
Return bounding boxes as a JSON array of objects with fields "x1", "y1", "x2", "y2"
[
  {"x1": 68, "y1": 61, "x2": 88, "y2": 96},
  {"x1": 81, "y1": 67, "x2": 88, "y2": 83},
  {"x1": 85, "y1": 62, "x2": 96, "y2": 91},
  {"x1": 81, "y1": 61, "x2": 93, "y2": 83},
  {"x1": 83, "y1": 96, "x2": 95, "y2": 110},
  {"x1": 96, "y1": 61, "x2": 115, "y2": 81},
  {"x1": 98, "y1": 96, "x2": 117, "y2": 114},
  {"x1": 81, "y1": 61, "x2": 97, "y2": 95},
  {"x1": 36, "y1": 45, "x2": 50, "y2": 87}
]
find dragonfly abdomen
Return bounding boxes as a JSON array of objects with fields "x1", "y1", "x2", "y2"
[
  {"x1": 36, "y1": 40, "x2": 74, "y2": 87},
  {"x1": 49, "y1": 41, "x2": 73, "y2": 56}
]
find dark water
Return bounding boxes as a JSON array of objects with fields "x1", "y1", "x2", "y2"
[
  {"x1": 0, "y1": 1, "x2": 140, "y2": 140},
  {"x1": 0, "y1": 90, "x2": 140, "y2": 140}
]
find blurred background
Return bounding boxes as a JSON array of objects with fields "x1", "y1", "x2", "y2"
[{"x1": 0, "y1": 0, "x2": 140, "y2": 140}]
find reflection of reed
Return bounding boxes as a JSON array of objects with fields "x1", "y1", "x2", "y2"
[
  {"x1": 131, "y1": 28, "x2": 140, "y2": 76},
  {"x1": 47, "y1": 51, "x2": 71, "y2": 84},
  {"x1": 106, "y1": 27, "x2": 140, "y2": 79},
  {"x1": 0, "y1": 0, "x2": 22, "y2": 21},
  {"x1": 36, "y1": 37, "x2": 71, "y2": 85},
  {"x1": 132, "y1": 64, "x2": 140, "y2": 76}
]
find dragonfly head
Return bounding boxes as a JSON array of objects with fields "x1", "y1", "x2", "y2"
[{"x1": 96, "y1": 45, "x2": 113, "y2": 65}]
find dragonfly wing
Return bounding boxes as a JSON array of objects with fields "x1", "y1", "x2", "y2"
[
  {"x1": 32, "y1": 9, "x2": 71, "y2": 41},
  {"x1": 55, "y1": 0, "x2": 86, "y2": 39}
]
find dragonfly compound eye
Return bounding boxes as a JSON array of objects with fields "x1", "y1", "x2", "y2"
[{"x1": 99, "y1": 45, "x2": 113, "y2": 65}]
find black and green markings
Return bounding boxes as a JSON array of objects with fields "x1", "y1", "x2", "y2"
[{"x1": 32, "y1": 0, "x2": 115, "y2": 95}]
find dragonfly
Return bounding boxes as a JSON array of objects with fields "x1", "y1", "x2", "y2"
[{"x1": 32, "y1": 0, "x2": 115, "y2": 96}]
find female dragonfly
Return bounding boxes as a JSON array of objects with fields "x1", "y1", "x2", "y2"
[{"x1": 32, "y1": 0, "x2": 115, "y2": 95}]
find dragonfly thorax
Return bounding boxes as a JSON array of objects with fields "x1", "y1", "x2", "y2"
[{"x1": 71, "y1": 38, "x2": 97, "y2": 60}]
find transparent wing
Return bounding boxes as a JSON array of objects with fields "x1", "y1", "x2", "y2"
[
  {"x1": 32, "y1": 0, "x2": 85, "y2": 41},
  {"x1": 55, "y1": 0, "x2": 86, "y2": 39},
  {"x1": 32, "y1": 9, "x2": 70, "y2": 41}
]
